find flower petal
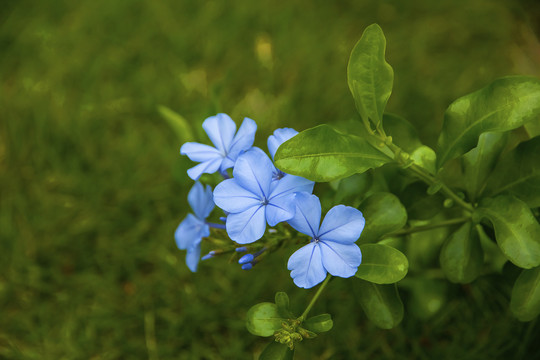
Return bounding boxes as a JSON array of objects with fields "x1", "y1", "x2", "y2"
[
  {"x1": 226, "y1": 205, "x2": 267, "y2": 244},
  {"x1": 180, "y1": 142, "x2": 223, "y2": 162},
  {"x1": 185, "y1": 242, "x2": 202, "y2": 272},
  {"x1": 287, "y1": 242, "x2": 326, "y2": 289},
  {"x1": 228, "y1": 117, "x2": 257, "y2": 160},
  {"x1": 213, "y1": 179, "x2": 261, "y2": 213},
  {"x1": 320, "y1": 241, "x2": 362, "y2": 278},
  {"x1": 175, "y1": 214, "x2": 208, "y2": 250},
  {"x1": 188, "y1": 182, "x2": 215, "y2": 220},
  {"x1": 286, "y1": 192, "x2": 321, "y2": 238},
  {"x1": 266, "y1": 193, "x2": 296, "y2": 226},
  {"x1": 202, "y1": 113, "x2": 236, "y2": 153},
  {"x1": 232, "y1": 147, "x2": 273, "y2": 198},
  {"x1": 319, "y1": 205, "x2": 365, "y2": 244},
  {"x1": 186, "y1": 158, "x2": 222, "y2": 180},
  {"x1": 267, "y1": 128, "x2": 298, "y2": 160},
  {"x1": 269, "y1": 173, "x2": 315, "y2": 198}
]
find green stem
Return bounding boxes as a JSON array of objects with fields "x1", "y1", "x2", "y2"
[
  {"x1": 299, "y1": 274, "x2": 332, "y2": 321},
  {"x1": 382, "y1": 217, "x2": 470, "y2": 238}
]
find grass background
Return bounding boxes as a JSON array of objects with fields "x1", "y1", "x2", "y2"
[{"x1": 1, "y1": 0, "x2": 540, "y2": 358}]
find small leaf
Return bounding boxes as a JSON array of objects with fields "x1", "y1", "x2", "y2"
[
  {"x1": 485, "y1": 136, "x2": 540, "y2": 208},
  {"x1": 355, "y1": 244, "x2": 409, "y2": 284},
  {"x1": 275, "y1": 292, "x2": 292, "y2": 318},
  {"x1": 437, "y1": 76, "x2": 540, "y2": 168},
  {"x1": 462, "y1": 132, "x2": 508, "y2": 202},
  {"x1": 510, "y1": 266, "x2": 540, "y2": 321},
  {"x1": 303, "y1": 314, "x2": 333, "y2": 333},
  {"x1": 157, "y1": 105, "x2": 195, "y2": 143},
  {"x1": 355, "y1": 280, "x2": 403, "y2": 329},
  {"x1": 439, "y1": 222, "x2": 483, "y2": 283},
  {"x1": 474, "y1": 195, "x2": 540, "y2": 269},
  {"x1": 259, "y1": 341, "x2": 294, "y2": 360},
  {"x1": 246, "y1": 303, "x2": 285, "y2": 337},
  {"x1": 410, "y1": 145, "x2": 437, "y2": 175},
  {"x1": 274, "y1": 124, "x2": 392, "y2": 182},
  {"x1": 347, "y1": 24, "x2": 394, "y2": 127},
  {"x1": 358, "y1": 192, "x2": 407, "y2": 243},
  {"x1": 383, "y1": 114, "x2": 423, "y2": 153}
]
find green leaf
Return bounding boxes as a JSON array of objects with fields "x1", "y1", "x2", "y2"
[
  {"x1": 485, "y1": 136, "x2": 540, "y2": 208},
  {"x1": 439, "y1": 222, "x2": 483, "y2": 283},
  {"x1": 246, "y1": 303, "x2": 284, "y2": 337},
  {"x1": 355, "y1": 280, "x2": 403, "y2": 329},
  {"x1": 259, "y1": 341, "x2": 294, "y2": 360},
  {"x1": 510, "y1": 266, "x2": 540, "y2": 321},
  {"x1": 347, "y1": 24, "x2": 394, "y2": 128},
  {"x1": 274, "y1": 124, "x2": 392, "y2": 182},
  {"x1": 383, "y1": 114, "x2": 423, "y2": 153},
  {"x1": 437, "y1": 76, "x2": 540, "y2": 168},
  {"x1": 410, "y1": 145, "x2": 437, "y2": 175},
  {"x1": 302, "y1": 314, "x2": 333, "y2": 333},
  {"x1": 474, "y1": 195, "x2": 540, "y2": 269},
  {"x1": 157, "y1": 105, "x2": 195, "y2": 143},
  {"x1": 355, "y1": 244, "x2": 409, "y2": 284},
  {"x1": 477, "y1": 225, "x2": 507, "y2": 273},
  {"x1": 274, "y1": 292, "x2": 292, "y2": 319},
  {"x1": 462, "y1": 132, "x2": 508, "y2": 202},
  {"x1": 400, "y1": 182, "x2": 444, "y2": 220},
  {"x1": 358, "y1": 192, "x2": 407, "y2": 243}
]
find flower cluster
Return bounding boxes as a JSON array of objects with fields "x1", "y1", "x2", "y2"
[{"x1": 175, "y1": 113, "x2": 365, "y2": 288}]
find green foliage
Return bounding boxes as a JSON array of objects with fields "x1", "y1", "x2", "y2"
[
  {"x1": 347, "y1": 24, "x2": 394, "y2": 128},
  {"x1": 157, "y1": 105, "x2": 195, "y2": 143},
  {"x1": 437, "y1": 76, "x2": 540, "y2": 168},
  {"x1": 510, "y1": 266, "x2": 540, "y2": 321},
  {"x1": 485, "y1": 136, "x2": 540, "y2": 207},
  {"x1": 357, "y1": 192, "x2": 407, "y2": 243},
  {"x1": 274, "y1": 125, "x2": 392, "y2": 182},
  {"x1": 382, "y1": 114, "x2": 423, "y2": 153},
  {"x1": 246, "y1": 303, "x2": 284, "y2": 337},
  {"x1": 355, "y1": 244, "x2": 409, "y2": 284},
  {"x1": 462, "y1": 132, "x2": 508, "y2": 202},
  {"x1": 302, "y1": 314, "x2": 333, "y2": 333},
  {"x1": 259, "y1": 342, "x2": 295, "y2": 360},
  {"x1": 475, "y1": 196, "x2": 540, "y2": 269},
  {"x1": 440, "y1": 222, "x2": 483, "y2": 283},
  {"x1": 275, "y1": 292, "x2": 293, "y2": 318},
  {"x1": 355, "y1": 280, "x2": 404, "y2": 329}
]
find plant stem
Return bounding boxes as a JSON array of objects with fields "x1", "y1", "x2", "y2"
[
  {"x1": 382, "y1": 217, "x2": 470, "y2": 238},
  {"x1": 299, "y1": 274, "x2": 332, "y2": 321}
]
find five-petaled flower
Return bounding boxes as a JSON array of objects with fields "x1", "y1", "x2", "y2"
[
  {"x1": 180, "y1": 113, "x2": 257, "y2": 180},
  {"x1": 287, "y1": 192, "x2": 364, "y2": 289},
  {"x1": 175, "y1": 182, "x2": 215, "y2": 272},
  {"x1": 213, "y1": 147, "x2": 314, "y2": 244}
]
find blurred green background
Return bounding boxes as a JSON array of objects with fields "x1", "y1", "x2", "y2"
[{"x1": 2, "y1": 0, "x2": 540, "y2": 358}]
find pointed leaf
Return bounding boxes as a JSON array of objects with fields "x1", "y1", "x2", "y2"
[
  {"x1": 246, "y1": 303, "x2": 285, "y2": 337},
  {"x1": 510, "y1": 266, "x2": 540, "y2": 321},
  {"x1": 437, "y1": 76, "x2": 540, "y2": 168},
  {"x1": 440, "y1": 222, "x2": 483, "y2": 283},
  {"x1": 355, "y1": 280, "x2": 403, "y2": 329},
  {"x1": 275, "y1": 292, "x2": 292, "y2": 319},
  {"x1": 303, "y1": 314, "x2": 333, "y2": 333},
  {"x1": 355, "y1": 244, "x2": 409, "y2": 284},
  {"x1": 474, "y1": 195, "x2": 540, "y2": 269},
  {"x1": 358, "y1": 192, "x2": 407, "y2": 243},
  {"x1": 347, "y1": 24, "x2": 394, "y2": 127},
  {"x1": 485, "y1": 136, "x2": 540, "y2": 208},
  {"x1": 462, "y1": 132, "x2": 508, "y2": 201},
  {"x1": 259, "y1": 342, "x2": 294, "y2": 360},
  {"x1": 157, "y1": 105, "x2": 195, "y2": 143},
  {"x1": 274, "y1": 124, "x2": 392, "y2": 182}
]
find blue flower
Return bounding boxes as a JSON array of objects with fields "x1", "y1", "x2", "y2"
[
  {"x1": 175, "y1": 181, "x2": 215, "y2": 272},
  {"x1": 180, "y1": 113, "x2": 257, "y2": 180},
  {"x1": 213, "y1": 147, "x2": 314, "y2": 244},
  {"x1": 267, "y1": 128, "x2": 301, "y2": 181},
  {"x1": 287, "y1": 192, "x2": 364, "y2": 289}
]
